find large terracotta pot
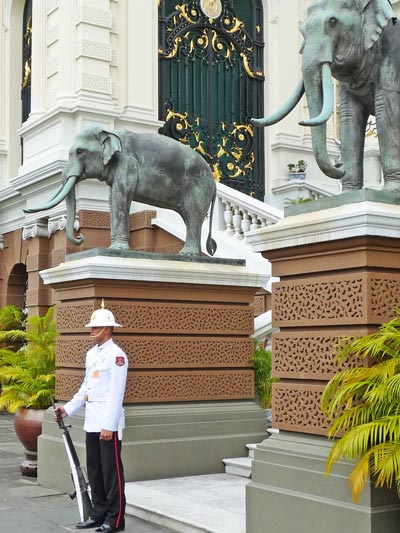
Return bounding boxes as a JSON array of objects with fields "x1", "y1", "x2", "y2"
[{"x1": 14, "y1": 408, "x2": 45, "y2": 477}]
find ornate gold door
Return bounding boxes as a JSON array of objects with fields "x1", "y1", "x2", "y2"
[{"x1": 159, "y1": 0, "x2": 265, "y2": 199}]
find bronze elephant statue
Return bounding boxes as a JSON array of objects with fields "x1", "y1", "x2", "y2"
[
  {"x1": 253, "y1": 0, "x2": 400, "y2": 192},
  {"x1": 25, "y1": 125, "x2": 217, "y2": 256}
]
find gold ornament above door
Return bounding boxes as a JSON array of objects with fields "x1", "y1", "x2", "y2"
[{"x1": 200, "y1": 0, "x2": 222, "y2": 19}]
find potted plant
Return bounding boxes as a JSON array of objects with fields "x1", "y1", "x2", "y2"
[
  {"x1": 287, "y1": 159, "x2": 308, "y2": 180},
  {"x1": 0, "y1": 306, "x2": 56, "y2": 476},
  {"x1": 251, "y1": 342, "x2": 278, "y2": 428},
  {"x1": 321, "y1": 309, "x2": 400, "y2": 502}
]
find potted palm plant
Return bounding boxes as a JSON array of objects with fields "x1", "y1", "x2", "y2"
[
  {"x1": 321, "y1": 309, "x2": 400, "y2": 502},
  {"x1": 0, "y1": 306, "x2": 56, "y2": 476},
  {"x1": 252, "y1": 342, "x2": 278, "y2": 428}
]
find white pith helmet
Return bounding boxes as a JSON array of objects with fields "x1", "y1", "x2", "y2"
[{"x1": 85, "y1": 299, "x2": 122, "y2": 328}]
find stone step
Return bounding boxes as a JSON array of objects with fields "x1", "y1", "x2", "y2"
[
  {"x1": 222, "y1": 456, "x2": 252, "y2": 478},
  {"x1": 126, "y1": 473, "x2": 248, "y2": 533},
  {"x1": 246, "y1": 443, "x2": 257, "y2": 458}
]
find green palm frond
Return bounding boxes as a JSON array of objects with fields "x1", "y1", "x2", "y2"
[
  {"x1": 0, "y1": 305, "x2": 24, "y2": 332},
  {"x1": 322, "y1": 308, "x2": 400, "y2": 502},
  {"x1": 0, "y1": 306, "x2": 56, "y2": 412}
]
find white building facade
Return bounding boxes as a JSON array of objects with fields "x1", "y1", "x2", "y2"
[{"x1": 0, "y1": 0, "x2": 390, "y2": 310}]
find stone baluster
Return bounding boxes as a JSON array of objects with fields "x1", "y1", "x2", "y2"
[
  {"x1": 232, "y1": 206, "x2": 244, "y2": 240},
  {"x1": 223, "y1": 201, "x2": 234, "y2": 235},
  {"x1": 250, "y1": 214, "x2": 261, "y2": 232},
  {"x1": 241, "y1": 210, "x2": 251, "y2": 234}
]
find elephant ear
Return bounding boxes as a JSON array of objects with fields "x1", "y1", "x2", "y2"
[
  {"x1": 99, "y1": 130, "x2": 123, "y2": 165},
  {"x1": 360, "y1": 0, "x2": 396, "y2": 50}
]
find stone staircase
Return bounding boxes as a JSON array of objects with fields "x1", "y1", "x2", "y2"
[
  {"x1": 125, "y1": 436, "x2": 281, "y2": 532},
  {"x1": 222, "y1": 443, "x2": 256, "y2": 478}
]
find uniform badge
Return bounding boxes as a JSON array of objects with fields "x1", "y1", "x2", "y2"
[{"x1": 115, "y1": 356, "x2": 125, "y2": 366}]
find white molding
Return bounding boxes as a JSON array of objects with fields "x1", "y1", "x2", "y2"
[
  {"x1": 40, "y1": 256, "x2": 270, "y2": 289},
  {"x1": 267, "y1": 0, "x2": 279, "y2": 23},
  {"x1": 2, "y1": 0, "x2": 11, "y2": 31},
  {"x1": 10, "y1": 160, "x2": 65, "y2": 191},
  {"x1": 246, "y1": 201, "x2": 400, "y2": 252}
]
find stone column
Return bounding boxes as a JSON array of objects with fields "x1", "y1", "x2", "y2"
[
  {"x1": 245, "y1": 190, "x2": 400, "y2": 533},
  {"x1": 38, "y1": 250, "x2": 268, "y2": 491}
]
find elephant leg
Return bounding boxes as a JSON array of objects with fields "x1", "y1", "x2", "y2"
[
  {"x1": 109, "y1": 187, "x2": 130, "y2": 249},
  {"x1": 108, "y1": 158, "x2": 136, "y2": 249},
  {"x1": 340, "y1": 86, "x2": 369, "y2": 191},
  {"x1": 178, "y1": 208, "x2": 203, "y2": 256},
  {"x1": 375, "y1": 89, "x2": 400, "y2": 192}
]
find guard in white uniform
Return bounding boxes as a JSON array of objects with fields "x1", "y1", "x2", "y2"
[{"x1": 55, "y1": 306, "x2": 127, "y2": 533}]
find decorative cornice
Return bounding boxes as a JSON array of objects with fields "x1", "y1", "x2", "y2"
[
  {"x1": 10, "y1": 160, "x2": 65, "y2": 192},
  {"x1": 48, "y1": 214, "x2": 79, "y2": 237},
  {"x1": 22, "y1": 221, "x2": 49, "y2": 240}
]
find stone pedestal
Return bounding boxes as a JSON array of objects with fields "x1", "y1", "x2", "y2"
[
  {"x1": 245, "y1": 191, "x2": 400, "y2": 533},
  {"x1": 37, "y1": 250, "x2": 268, "y2": 491}
]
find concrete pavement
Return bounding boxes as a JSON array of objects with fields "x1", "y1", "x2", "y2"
[{"x1": 0, "y1": 412, "x2": 173, "y2": 533}]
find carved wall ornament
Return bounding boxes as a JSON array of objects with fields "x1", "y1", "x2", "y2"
[
  {"x1": 48, "y1": 215, "x2": 79, "y2": 237},
  {"x1": 22, "y1": 221, "x2": 49, "y2": 240},
  {"x1": 200, "y1": 0, "x2": 222, "y2": 19}
]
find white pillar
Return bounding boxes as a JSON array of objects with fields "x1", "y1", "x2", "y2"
[
  {"x1": 118, "y1": 0, "x2": 160, "y2": 129},
  {"x1": 30, "y1": 0, "x2": 47, "y2": 117}
]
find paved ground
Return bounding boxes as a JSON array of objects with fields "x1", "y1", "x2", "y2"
[{"x1": 0, "y1": 412, "x2": 173, "y2": 533}]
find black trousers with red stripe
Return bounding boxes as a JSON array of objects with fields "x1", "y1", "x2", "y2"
[{"x1": 86, "y1": 432, "x2": 125, "y2": 528}]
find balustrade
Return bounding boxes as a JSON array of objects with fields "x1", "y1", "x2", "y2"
[{"x1": 217, "y1": 182, "x2": 283, "y2": 243}]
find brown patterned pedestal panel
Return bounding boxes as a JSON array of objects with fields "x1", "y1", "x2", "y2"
[
  {"x1": 49, "y1": 274, "x2": 257, "y2": 404},
  {"x1": 247, "y1": 214, "x2": 400, "y2": 533},
  {"x1": 264, "y1": 236, "x2": 400, "y2": 436},
  {"x1": 38, "y1": 257, "x2": 269, "y2": 488},
  {"x1": 55, "y1": 368, "x2": 254, "y2": 403}
]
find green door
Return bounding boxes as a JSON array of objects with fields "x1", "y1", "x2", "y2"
[{"x1": 159, "y1": 0, "x2": 265, "y2": 199}]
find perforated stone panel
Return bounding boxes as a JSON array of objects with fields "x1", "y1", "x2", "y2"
[
  {"x1": 273, "y1": 275, "x2": 365, "y2": 326},
  {"x1": 56, "y1": 302, "x2": 253, "y2": 335},
  {"x1": 272, "y1": 383, "x2": 329, "y2": 435},
  {"x1": 129, "y1": 210, "x2": 157, "y2": 230},
  {"x1": 370, "y1": 274, "x2": 400, "y2": 320},
  {"x1": 52, "y1": 275, "x2": 258, "y2": 404},
  {"x1": 79, "y1": 210, "x2": 110, "y2": 229},
  {"x1": 56, "y1": 369, "x2": 254, "y2": 403},
  {"x1": 274, "y1": 272, "x2": 400, "y2": 327},
  {"x1": 273, "y1": 331, "x2": 366, "y2": 380},
  {"x1": 266, "y1": 235, "x2": 400, "y2": 436},
  {"x1": 56, "y1": 336, "x2": 254, "y2": 368}
]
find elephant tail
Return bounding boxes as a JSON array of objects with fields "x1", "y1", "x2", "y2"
[{"x1": 206, "y1": 186, "x2": 217, "y2": 256}]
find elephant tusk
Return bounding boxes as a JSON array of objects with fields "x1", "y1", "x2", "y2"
[
  {"x1": 252, "y1": 79, "x2": 305, "y2": 127},
  {"x1": 23, "y1": 176, "x2": 78, "y2": 213},
  {"x1": 300, "y1": 63, "x2": 334, "y2": 127}
]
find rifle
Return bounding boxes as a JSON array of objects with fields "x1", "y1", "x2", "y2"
[{"x1": 51, "y1": 398, "x2": 94, "y2": 522}]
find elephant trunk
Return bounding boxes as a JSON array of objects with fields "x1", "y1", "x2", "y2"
[
  {"x1": 302, "y1": 62, "x2": 344, "y2": 179},
  {"x1": 252, "y1": 79, "x2": 305, "y2": 127},
  {"x1": 65, "y1": 180, "x2": 83, "y2": 245}
]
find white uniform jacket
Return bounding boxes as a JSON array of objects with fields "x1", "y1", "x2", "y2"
[{"x1": 64, "y1": 338, "x2": 128, "y2": 434}]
